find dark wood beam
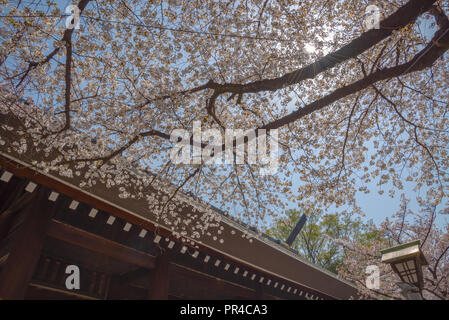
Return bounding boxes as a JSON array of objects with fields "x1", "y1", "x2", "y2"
[
  {"x1": 147, "y1": 251, "x2": 169, "y2": 300},
  {"x1": 254, "y1": 282, "x2": 275, "y2": 300},
  {"x1": 168, "y1": 247, "x2": 282, "y2": 299},
  {"x1": 46, "y1": 220, "x2": 156, "y2": 270},
  {"x1": 170, "y1": 263, "x2": 257, "y2": 299},
  {"x1": 0, "y1": 192, "x2": 34, "y2": 243},
  {"x1": 107, "y1": 275, "x2": 147, "y2": 299},
  {"x1": 26, "y1": 282, "x2": 98, "y2": 300},
  {"x1": 0, "y1": 188, "x2": 57, "y2": 299},
  {"x1": 0, "y1": 176, "x2": 25, "y2": 214},
  {"x1": 119, "y1": 267, "x2": 151, "y2": 284}
]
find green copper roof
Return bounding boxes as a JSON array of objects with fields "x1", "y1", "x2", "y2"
[{"x1": 380, "y1": 240, "x2": 421, "y2": 255}]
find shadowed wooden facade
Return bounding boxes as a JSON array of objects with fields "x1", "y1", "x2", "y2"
[{"x1": 0, "y1": 111, "x2": 359, "y2": 300}]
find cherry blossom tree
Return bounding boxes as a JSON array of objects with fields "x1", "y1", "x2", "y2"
[
  {"x1": 0, "y1": 0, "x2": 448, "y2": 239},
  {"x1": 337, "y1": 196, "x2": 449, "y2": 300}
]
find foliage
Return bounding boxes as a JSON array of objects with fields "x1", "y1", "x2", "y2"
[{"x1": 267, "y1": 209, "x2": 380, "y2": 274}]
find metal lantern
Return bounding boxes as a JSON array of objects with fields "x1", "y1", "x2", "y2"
[{"x1": 381, "y1": 240, "x2": 428, "y2": 290}]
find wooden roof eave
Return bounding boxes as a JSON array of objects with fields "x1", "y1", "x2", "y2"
[{"x1": 0, "y1": 150, "x2": 359, "y2": 300}]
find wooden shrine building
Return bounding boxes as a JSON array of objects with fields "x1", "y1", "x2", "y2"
[{"x1": 0, "y1": 110, "x2": 359, "y2": 300}]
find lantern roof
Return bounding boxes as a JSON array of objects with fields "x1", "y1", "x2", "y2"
[{"x1": 381, "y1": 240, "x2": 428, "y2": 266}]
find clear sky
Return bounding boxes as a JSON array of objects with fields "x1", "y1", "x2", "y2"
[{"x1": 278, "y1": 157, "x2": 449, "y2": 228}]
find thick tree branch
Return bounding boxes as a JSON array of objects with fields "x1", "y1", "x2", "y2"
[
  {"x1": 15, "y1": 47, "x2": 60, "y2": 87},
  {"x1": 163, "y1": 0, "x2": 437, "y2": 101},
  {"x1": 337, "y1": 94, "x2": 360, "y2": 179},
  {"x1": 57, "y1": 128, "x2": 170, "y2": 165},
  {"x1": 58, "y1": 0, "x2": 91, "y2": 133},
  {"x1": 260, "y1": 18, "x2": 449, "y2": 131}
]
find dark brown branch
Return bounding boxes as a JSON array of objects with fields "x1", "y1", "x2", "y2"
[
  {"x1": 57, "y1": 129, "x2": 170, "y2": 165},
  {"x1": 260, "y1": 18, "x2": 449, "y2": 131},
  {"x1": 159, "y1": 166, "x2": 201, "y2": 216},
  {"x1": 433, "y1": 244, "x2": 449, "y2": 272},
  {"x1": 429, "y1": 4, "x2": 448, "y2": 29},
  {"x1": 166, "y1": 0, "x2": 437, "y2": 99},
  {"x1": 57, "y1": 0, "x2": 91, "y2": 134},
  {"x1": 13, "y1": 0, "x2": 91, "y2": 90},
  {"x1": 370, "y1": 41, "x2": 391, "y2": 74},
  {"x1": 337, "y1": 94, "x2": 360, "y2": 179},
  {"x1": 413, "y1": 126, "x2": 442, "y2": 186},
  {"x1": 256, "y1": 0, "x2": 270, "y2": 35},
  {"x1": 146, "y1": 0, "x2": 438, "y2": 124},
  {"x1": 206, "y1": 91, "x2": 224, "y2": 129},
  {"x1": 422, "y1": 287, "x2": 446, "y2": 300},
  {"x1": 421, "y1": 206, "x2": 436, "y2": 247},
  {"x1": 15, "y1": 48, "x2": 60, "y2": 87}
]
